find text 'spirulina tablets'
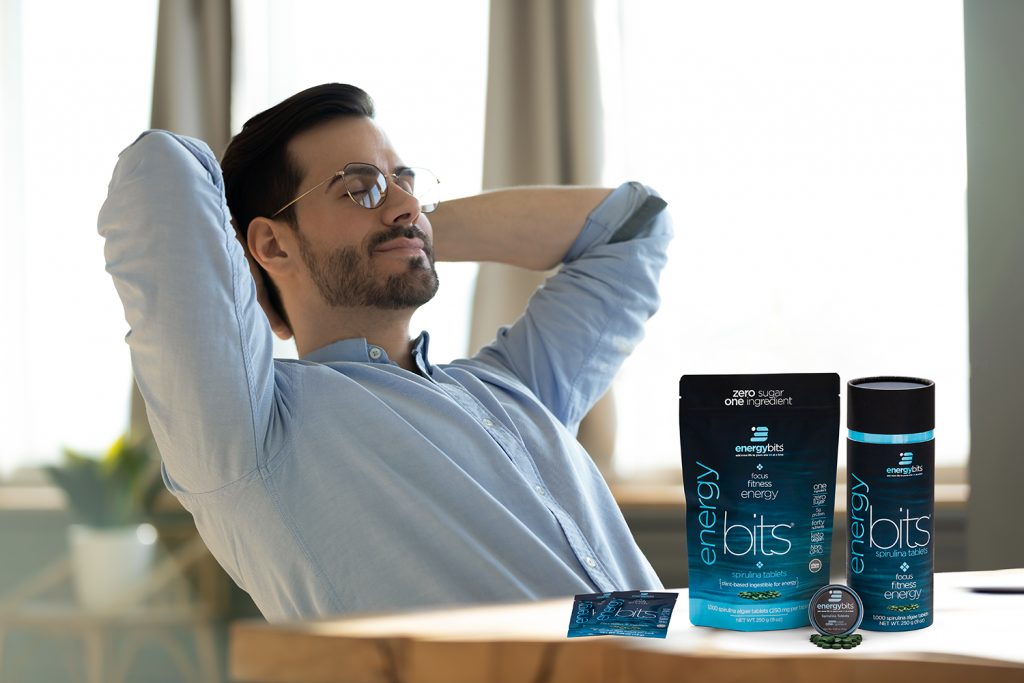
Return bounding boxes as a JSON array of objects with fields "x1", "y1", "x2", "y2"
[{"x1": 679, "y1": 374, "x2": 840, "y2": 631}]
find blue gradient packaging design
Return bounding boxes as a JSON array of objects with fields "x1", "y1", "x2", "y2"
[
  {"x1": 566, "y1": 591, "x2": 678, "y2": 638},
  {"x1": 679, "y1": 374, "x2": 840, "y2": 631},
  {"x1": 566, "y1": 592, "x2": 610, "y2": 636},
  {"x1": 847, "y1": 377, "x2": 935, "y2": 631}
]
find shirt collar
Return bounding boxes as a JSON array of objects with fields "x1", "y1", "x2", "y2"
[{"x1": 303, "y1": 331, "x2": 433, "y2": 372}]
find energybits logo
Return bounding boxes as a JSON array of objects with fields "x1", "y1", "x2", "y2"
[
  {"x1": 886, "y1": 451, "x2": 923, "y2": 477},
  {"x1": 815, "y1": 588, "x2": 856, "y2": 612},
  {"x1": 734, "y1": 426, "x2": 783, "y2": 455}
]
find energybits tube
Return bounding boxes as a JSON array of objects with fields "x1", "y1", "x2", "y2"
[{"x1": 847, "y1": 376, "x2": 935, "y2": 631}]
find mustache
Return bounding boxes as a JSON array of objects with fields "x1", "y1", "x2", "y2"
[{"x1": 367, "y1": 225, "x2": 433, "y2": 257}]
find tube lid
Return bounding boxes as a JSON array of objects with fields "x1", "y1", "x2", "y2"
[{"x1": 847, "y1": 376, "x2": 934, "y2": 435}]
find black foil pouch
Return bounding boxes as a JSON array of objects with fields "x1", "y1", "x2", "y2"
[{"x1": 680, "y1": 373, "x2": 839, "y2": 631}]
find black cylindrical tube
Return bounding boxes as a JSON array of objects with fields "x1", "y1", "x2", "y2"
[{"x1": 846, "y1": 376, "x2": 934, "y2": 631}]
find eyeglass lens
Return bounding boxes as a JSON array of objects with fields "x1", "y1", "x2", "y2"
[{"x1": 340, "y1": 164, "x2": 439, "y2": 213}]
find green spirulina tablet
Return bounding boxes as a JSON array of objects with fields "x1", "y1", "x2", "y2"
[
  {"x1": 810, "y1": 633, "x2": 863, "y2": 650},
  {"x1": 887, "y1": 603, "x2": 920, "y2": 612},
  {"x1": 738, "y1": 590, "x2": 781, "y2": 600}
]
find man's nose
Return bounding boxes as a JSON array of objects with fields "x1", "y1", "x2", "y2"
[{"x1": 382, "y1": 178, "x2": 422, "y2": 226}]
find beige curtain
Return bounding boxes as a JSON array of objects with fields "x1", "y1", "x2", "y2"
[
  {"x1": 130, "y1": 0, "x2": 232, "y2": 448},
  {"x1": 472, "y1": 0, "x2": 618, "y2": 476},
  {"x1": 150, "y1": 0, "x2": 232, "y2": 155}
]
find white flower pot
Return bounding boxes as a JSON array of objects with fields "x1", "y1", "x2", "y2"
[{"x1": 68, "y1": 523, "x2": 157, "y2": 612}]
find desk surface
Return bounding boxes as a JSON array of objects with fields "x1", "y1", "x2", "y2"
[{"x1": 231, "y1": 569, "x2": 1024, "y2": 683}]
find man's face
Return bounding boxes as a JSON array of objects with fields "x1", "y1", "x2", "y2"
[{"x1": 284, "y1": 116, "x2": 438, "y2": 310}]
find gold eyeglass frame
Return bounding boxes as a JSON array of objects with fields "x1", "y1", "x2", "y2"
[{"x1": 271, "y1": 163, "x2": 439, "y2": 218}]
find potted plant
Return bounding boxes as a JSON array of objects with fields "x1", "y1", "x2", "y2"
[{"x1": 45, "y1": 434, "x2": 165, "y2": 611}]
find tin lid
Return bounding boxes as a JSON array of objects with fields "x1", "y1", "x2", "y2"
[
  {"x1": 847, "y1": 376, "x2": 934, "y2": 435},
  {"x1": 808, "y1": 584, "x2": 864, "y2": 636}
]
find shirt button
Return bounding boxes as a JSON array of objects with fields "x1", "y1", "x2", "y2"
[
  {"x1": 585, "y1": 556, "x2": 598, "y2": 568},
  {"x1": 534, "y1": 485, "x2": 546, "y2": 497},
  {"x1": 368, "y1": 347, "x2": 383, "y2": 360},
  {"x1": 481, "y1": 418, "x2": 494, "y2": 428}
]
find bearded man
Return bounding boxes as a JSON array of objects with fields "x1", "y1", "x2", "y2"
[{"x1": 100, "y1": 83, "x2": 671, "y2": 622}]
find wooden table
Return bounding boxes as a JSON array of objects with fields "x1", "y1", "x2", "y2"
[{"x1": 230, "y1": 569, "x2": 1024, "y2": 683}]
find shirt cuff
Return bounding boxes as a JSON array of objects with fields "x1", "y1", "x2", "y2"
[{"x1": 563, "y1": 181, "x2": 668, "y2": 263}]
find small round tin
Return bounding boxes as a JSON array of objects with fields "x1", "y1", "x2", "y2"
[{"x1": 808, "y1": 584, "x2": 864, "y2": 636}]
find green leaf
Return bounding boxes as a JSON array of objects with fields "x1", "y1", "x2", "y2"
[{"x1": 47, "y1": 434, "x2": 158, "y2": 527}]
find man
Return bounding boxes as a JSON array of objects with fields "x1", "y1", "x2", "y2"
[{"x1": 100, "y1": 83, "x2": 671, "y2": 622}]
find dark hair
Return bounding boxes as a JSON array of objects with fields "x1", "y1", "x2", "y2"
[{"x1": 220, "y1": 83, "x2": 376, "y2": 324}]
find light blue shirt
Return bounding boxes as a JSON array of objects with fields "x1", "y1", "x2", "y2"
[{"x1": 99, "y1": 131, "x2": 672, "y2": 622}]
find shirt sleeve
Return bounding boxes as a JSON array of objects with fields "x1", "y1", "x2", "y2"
[
  {"x1": 469, "y1": 182, "x2": 672, "y2": 433},
  {"x1": 98, "y1": 130, "x2": 276, "y2": 492}
]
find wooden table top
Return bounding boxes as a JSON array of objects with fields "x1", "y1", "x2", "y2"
[{"x1": 231, "y1": 569, "x2": 1024, "y2": 683}]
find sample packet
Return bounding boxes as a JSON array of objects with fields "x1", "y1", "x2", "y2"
[
  {"x1": 566, "y1": 591, "x2": 678, "y2": 638},
  {"x1": 679, "y1": 373, "x2": 840, "y2": 631}
]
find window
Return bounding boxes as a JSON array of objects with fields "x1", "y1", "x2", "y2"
[
  {"x1": 0, "y1": 0, "x2": 158, "y2": 476},
  {"x1": 3, "y1": 2, "x2": 967, "y2": 484},
  {"x1": 233, "y1": 0, "x2": 490, "y2": 364},
  {"x1": 600, "y1": 1, "x2": 969, "y2": 477}
]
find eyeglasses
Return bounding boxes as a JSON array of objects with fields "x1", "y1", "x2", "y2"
[{"x1": 272, "y1": 162, "x2": 440, "y2": 217}]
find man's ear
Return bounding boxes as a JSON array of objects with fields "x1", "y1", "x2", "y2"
[{"x1": 247, "y1": 217, "x2": 295, "y2": 276}]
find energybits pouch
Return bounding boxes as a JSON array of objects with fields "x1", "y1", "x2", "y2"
[{"x1": 679, "y1": 374, "x2": 839, "y2": 631}]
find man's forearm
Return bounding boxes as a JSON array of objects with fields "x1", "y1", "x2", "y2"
[{"x1": 430, "y1": 187, "x2": 613, "y2": 271}]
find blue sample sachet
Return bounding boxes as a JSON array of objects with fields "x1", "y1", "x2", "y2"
[
  {"x1": 566, "y1": 592, "x2": 611, "y2": 636},
  {"x1": 566, "y1": 590, "x2": 678, "y2": 638}
]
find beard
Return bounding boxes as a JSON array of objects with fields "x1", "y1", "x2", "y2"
[{"x1": 298, "y1": 225, "x2": 439, "y2": 310}]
